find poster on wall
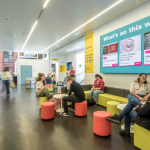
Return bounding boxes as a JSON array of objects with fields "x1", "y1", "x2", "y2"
[
  {"x1": 119, "y1": 34, "x2": 142, "y2": 67},
  {"x1": 59, "y1": 65, "x2": 66, "y2": 72},
  {"x1": 85, "y1": 32, "x2": 93, "y2": 73},
  {"x1": 103, "y1": 42, "x2": 118, "y2": 67},
  {"x1": 144, "y1": 32, "x2": 150, "y2": 65}
]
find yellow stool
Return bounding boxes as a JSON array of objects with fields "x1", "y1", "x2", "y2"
[
  {"x1": 107, "y1": 101, "x2": 120, "y2": 116},
  {"x1": 67, "y1": 102, "x2": 72, "y2": 106},
  {"x1": 39, "y1": 97, "x2": 48, "y2": 108},
  {"x1": 134, "y1": 124, "x2": 150, "y2": 150},
  {"x1": 53, "y1": 84, "x2": 57, "y2": 89},
  {"x1": 47, "y1": 86, "x2": 53, "y2": 92}
]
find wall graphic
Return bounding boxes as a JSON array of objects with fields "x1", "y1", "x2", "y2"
[
  {"x1": 100, "y1": 16, "x2": 150, "y2": 74},
  {"x1": 59, "y1": 65, "x2": 66, "y2": 72},
  {"x1": 85, "y1": 32, "x2": 93, "y2": 73}
]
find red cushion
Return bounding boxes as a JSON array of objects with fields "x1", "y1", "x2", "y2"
[
  {"x1": 41, "y1": 102, "x2": 55, "y2": 120},
  {"x1": 75, "y1": 101, "x2": 87, "y2": 116},
  {"x1": 93, "y1": 111, "x2": 111, "y2": 136}
]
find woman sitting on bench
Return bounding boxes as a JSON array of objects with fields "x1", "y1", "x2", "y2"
[{"x1": 88, "y1": 74, "x2": 105, "y2": 106}]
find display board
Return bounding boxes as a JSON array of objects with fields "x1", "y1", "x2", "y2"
[
  {"x1": 85, "y1": 32, "x2": 93, "y2": 73},
  {"x1": 100, "y1": 16, "x2": 150, "y2": 74}
]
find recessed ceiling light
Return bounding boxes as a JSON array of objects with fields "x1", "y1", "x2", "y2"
[
  {"x1": 66, "y1": 46, "x2": 80, "y2": 52},
  {"x1": 41, "y1": 0, "x2": 123, "y2": 53}
]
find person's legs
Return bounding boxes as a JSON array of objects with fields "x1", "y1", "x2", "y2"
[
  {"x1": 93, "y1": 90, "x2": 103, "y2": 102},
  {"x1": 128, "y1": 93, "x2": 145, "y2": 102},
  {"x1": 125, "y1": 110, "x2": 137, "y2": 132},
  {"x1": 120, "y1": 99, "x2": 143, "y2": 118},
  {"x1": 62, "y1": 95, "x2": 81, "y2": 114},
  {"x1": 5, "y1": 80, "x2": 10, "y2": 94},
  {"x1": 37, "y1": 87, "x2": 53, "y2": 99},
  {"x1": 88, "y1": 91, "x2": 93, "y2": 100}
]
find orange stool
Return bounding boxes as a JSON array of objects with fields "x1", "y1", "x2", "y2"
[
  {"x1": 41, "y1": 102, "x2": 55, "y2": 120},
  {"x1": 93, "y1": 111, "x2": 111, "y2": 136},
  {"x1": 75, "y1": 101, "x2": 87, "y2": 116},
  {"x1": 58, "y1": 92, "x2": 61, "y2": 94}
]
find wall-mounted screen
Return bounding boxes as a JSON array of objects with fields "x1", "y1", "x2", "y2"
[{"x1": 100, "y1": 16, "x2": 150, "y2": 74}]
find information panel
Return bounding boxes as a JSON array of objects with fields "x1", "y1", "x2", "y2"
[
  {"x1": 119, "y1": 35, "x2": 141, "y2": 66},
  {"x1": 100, "y1": 16, "x2": 150, "y2": 74},
  {"x1": 85, "y1": 32, "x2": 93, "y2": 73},
  {"x1": 103, "y1": 42, "x2": 118, "y2": 67}
]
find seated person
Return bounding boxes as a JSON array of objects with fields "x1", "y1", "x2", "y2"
[
  {"x1": 128, "y1": 73, "x2": 150, "y2": 105},
  {"x1": 106, "y1": 98, "x2": 150, "y2": 140},
  {"x1": 61, "y1": 77, "x2": 85, "y2": 116},
  {"x1": 88, "y1": 74, "x2": 105, "y2": 105},
  {"x1": 71, "y1": 67, "x2": 75, "y2": 75},
  {"x1": 70, "y1": 74, "x2": 75, "y2": 81},
  {"x1": 36, "y1": 73, "x2": 60, "y2": 110},
  {"x1": 46, "y1": 73, "x2": 52, "y2": 84}
]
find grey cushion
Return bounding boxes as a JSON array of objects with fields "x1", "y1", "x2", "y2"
[
  {"x1": 81, "y1": 85, "x2": 92, "y2": 91},
  {"x1": 124, "y1": 90, "x2": 130, "y2": 98},
  {"x1": 105, "y1": 87, "x2": 125, "y2": 97}
]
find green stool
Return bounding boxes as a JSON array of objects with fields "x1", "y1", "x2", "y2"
[
  {"x1": 47, "y1": 86, "x2": 53, "y2": 92},
  {"x1": 134, "y1": 124, "x2": 150, "y2": 150},
  {"x1": 53, "y1": 84, "x2": 57, "y2": 89},
  {"x1": 39, "y1": 97, "x2": 48, "y2": 108},
  {"x1": 107, "y1": 101, "x2": 120, "y2": 116}
]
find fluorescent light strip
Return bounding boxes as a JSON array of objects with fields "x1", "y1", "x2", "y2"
[
  {"x1": 66, "y1": 46, "x2": 80, "y2": 52},
  {"x1": 43, "y1": 0, "x2": 49, "y2": 8},
  {"x1": 41, "y1": 0, "x2": 123, "y2": 53},
  {"x1": 21, "y1": 21, "x2": 38, "y2": 52}
]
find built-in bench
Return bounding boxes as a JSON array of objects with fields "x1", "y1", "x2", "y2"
[{"x1": 61, "y1": 85, "x2": 130, "y2": 107}]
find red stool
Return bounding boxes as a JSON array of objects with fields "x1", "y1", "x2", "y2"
[
  {"x1": 75, "y1": 101, "x2": 87, "y2": 116},
  {"x1": 93, "y1": 111, "x2": 111, "y2": 136},
  {"x1": 58, "y1": 92, "x2": 61, "y2": 94},
  {"x1": 41, "y1": 102, "x2": 55, "y2": 120}
]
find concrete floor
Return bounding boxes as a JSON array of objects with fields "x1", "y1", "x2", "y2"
[{"x1": 0, "y1": 84, "x2": 139, "y2": 150}]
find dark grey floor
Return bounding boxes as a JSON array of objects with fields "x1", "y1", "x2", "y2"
[{"x1": 0, "y1": 84, "x2": 139, "y2": 150}]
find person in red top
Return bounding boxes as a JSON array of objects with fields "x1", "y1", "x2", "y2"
[
  {"x1": 88, "y1": 74, "x2": 105, "y2": 105},
  {"x1": 71, "y1": 67, "x2": 75, "y2": 75}
]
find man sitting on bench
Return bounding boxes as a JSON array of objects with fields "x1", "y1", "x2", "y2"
[{"x1": 61, "y1": 77, "x2": 85, "y2": 117}]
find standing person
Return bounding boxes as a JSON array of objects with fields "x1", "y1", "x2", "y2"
[
  {"x1": 66, "y1": 69, "x2": 71, "y2": 78},
  {"x1": 52, "y1": 73, "x2": 57, "y2": 84},
  {"x1": 128, "y1": 73, "x2": 150, "y2": 105},
  {"x1": 71, "y1": 67, "x2": 75, "y2": 75},
  {"x1": 51, "y1": 70, "x2": 55, "y2": 77},
  {"x1": 88, "y1": 74, "x2": 105, "y2": 105},
  {"x1": 106, "y1": 98, "x2": 150, "y2": 140},
  {"x1": 61, "y1": 77, "x2": 85, "y2": 117},
  {"x1": 46, "y1": 73, "x2": 52, "y2": 84},
  {"x1": 36, "y1": 73, "x2": 60, "y2": 110},
  {"x1": 1, "y1": 68, "x2": 12, "y2": 95}
]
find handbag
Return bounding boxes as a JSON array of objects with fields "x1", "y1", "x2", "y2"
[
  {"x1": 53, "y1": 80, "x2": 56, "y2": 84},
  {"x1": 9, "y1": 82, "x2": 15, "y2": 88}
]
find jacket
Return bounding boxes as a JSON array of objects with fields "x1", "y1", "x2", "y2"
[
  {"x1": 1, "y1": 72, "x2": 12, "y2": 81},
  {"x1": 69, "y1": 81, "x2": 85, "y2": 101},
  {"x1": 135, "y1": 98, "x2": 150, "y2": 131}
]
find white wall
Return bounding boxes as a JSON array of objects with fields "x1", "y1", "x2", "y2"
[
  {"x1": 85, "y1": 1, "x2": 150, "y2": 89},
  {"x1": 16, "y1": 59, "x2": 49, "y2": 84}
]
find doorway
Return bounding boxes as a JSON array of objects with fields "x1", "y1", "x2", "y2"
[
  {"x1": 67, "y1": 62, "x2": 72, "y2": 71},
  {"x1": 21, "y1": 65, "x2": 32, "y2": 84}
]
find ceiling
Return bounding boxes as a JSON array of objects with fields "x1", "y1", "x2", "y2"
[{"x1": 0, "y1": 0, "x2": 150, "y2": 53}]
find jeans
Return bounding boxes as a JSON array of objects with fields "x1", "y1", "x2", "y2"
[
  {"x1": 128, "y1": 93, "x2": 145, "y2": 103},
  {"x1": 88, "y1": 90, "x2": 103, "y2": 102},
  {"x1": 119, "y1": 99, "x2": 143, "y2": 132},
  {"x1": 62, "y1": 95, "x2": 84, "y2": 113},
  {"x1": 4, "y1": 80, "x2": 10, "y2": 94}
]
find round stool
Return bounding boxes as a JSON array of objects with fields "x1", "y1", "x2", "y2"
[
  {"x1": 58, "y1": 92, "x2": 61, "y2": 94},
  {"x1": 39, "y1": 97, "x2": 48, "y2": 108},
  {"x1": 107, "y1": 101, "x2": 120, "y2": 116},
  {"x1": 93, "y1": 111, "x2": 111, "y2": 136},
  {"x1": 47, "y1": 86, "x2": 53, "y2": 92},
  {"x1": 41, "y1": 102, "x2": 55, "y2": 120},
  {"x1": 75, "y1": 101, "x2": 87, "y2": 116}
]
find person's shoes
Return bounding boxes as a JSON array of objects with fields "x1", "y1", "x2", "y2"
[
  {"x1": 119, "y1": 130, "x2": 131, "y2": 141},
  {"x1": 94, "y1": 102, "x2": 97, "y2": 106},
  {"x1": 106, "y1": 114, "x2": 121, "y2": 124},
  {"x1": 60, "y1": 112, "x2": 69, "y2": 117}
]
